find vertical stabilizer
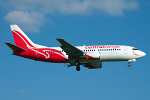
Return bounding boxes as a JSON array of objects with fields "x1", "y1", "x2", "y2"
[{"x1": 10, "y1": 25, "x2": 35, "y2": 49}]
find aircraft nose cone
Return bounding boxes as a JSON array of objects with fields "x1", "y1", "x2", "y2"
[
  {"x1": 141, "y1": 51, "x2": 146, "y2": 57},
  {"x1": 143, "y1": 52, "x2": 146, "y2": 57}
]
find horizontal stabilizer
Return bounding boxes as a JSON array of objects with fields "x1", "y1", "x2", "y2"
[{"x1": 5, "y1": 42, "x2": 26, "y2": 52}]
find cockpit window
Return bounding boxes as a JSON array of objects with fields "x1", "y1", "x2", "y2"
[{"x1": 132, "y1": 48, "x2": 138, "y2": 50}]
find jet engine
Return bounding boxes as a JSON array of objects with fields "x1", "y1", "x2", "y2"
[{"x1": 84, "y1": 62, "x2": 102, "y2": 69}]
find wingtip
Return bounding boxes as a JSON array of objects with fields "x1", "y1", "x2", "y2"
[{"x1": 55, "y1": 38, "x2": 63, "y2": 40}]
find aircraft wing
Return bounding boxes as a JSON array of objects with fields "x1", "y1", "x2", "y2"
[{"x1": 56, "y1": 38, "x2": 83, "y2": 56}]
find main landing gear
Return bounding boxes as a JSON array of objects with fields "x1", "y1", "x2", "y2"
[
  {"x1": 76, "y1": 65, "x2": 80, "y2": 71},
  {"x1": 66, "y1": 62, "x2": 81, "y2": 71},
  {"x1": 75, "y1": 61, "x2": 80, "y2": 71}
]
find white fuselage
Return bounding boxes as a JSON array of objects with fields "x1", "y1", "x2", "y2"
[{"x1": 48, "y1": 45, "x2": 146, "y2": 63}]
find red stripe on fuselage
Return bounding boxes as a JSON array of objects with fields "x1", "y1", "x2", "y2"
[
  {"x1": 12, "y1": 30, "x2": 68, "y2": 63},
  {"x1": 34, "y1": 48, "x2": 69, "y2": 63},
  {"x1": 15, "y1": 47, "x2": 68, "y2": 63}
]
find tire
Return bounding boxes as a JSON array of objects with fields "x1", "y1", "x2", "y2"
[{"x1": 76, "y1": 66, "x2": 80, "y2": 71}]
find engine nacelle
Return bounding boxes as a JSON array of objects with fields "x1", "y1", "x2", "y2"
[
  {"x1": 128, "y1": 59, "x2": 136, "y2": 62},
  {"x1": 86, "y1": 52, "x2": 100, "y2": 60},
  {"x1": 84, "y1": 62, "x2": 102, "y2": 69}
]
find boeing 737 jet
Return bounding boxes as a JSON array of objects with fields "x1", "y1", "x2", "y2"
[{"x1": 5, "y1": 25, "x2": 146, "y2": 71}]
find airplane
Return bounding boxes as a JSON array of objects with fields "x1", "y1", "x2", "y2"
[{"x1": 5, "y1": 25, "x2": 146, "y2": 71}]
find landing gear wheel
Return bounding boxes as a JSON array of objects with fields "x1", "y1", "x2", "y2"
[
  {"x1": 76, "y1": 66, "x2": 80, "y2": 71},
  {"x1": 128, "y1": 63, "x2": 131, "y2": 67}
]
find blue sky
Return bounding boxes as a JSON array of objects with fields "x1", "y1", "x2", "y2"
[{"x1": 0, "y1": 0, "x2": 150, "y2": 100}]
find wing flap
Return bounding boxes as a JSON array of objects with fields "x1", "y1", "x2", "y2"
[
  {"x1": 56, "y1": 38, "x2": 83, "y2": 55},
  {"x1": 5, "y1": 42, "x2": 26, "y2": 52}
]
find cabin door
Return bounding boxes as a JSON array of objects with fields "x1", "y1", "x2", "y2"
[
  {"x1": 36, "y1": 50, "x2": 40, "y2": 57},
  {"x1": 124, "y1": 47, "x2": 128, "y2": 54}
]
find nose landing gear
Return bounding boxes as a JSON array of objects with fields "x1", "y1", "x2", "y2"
[
  {"x1": 128, "y1": 59, "x2": 136, "y2": 67},
  {"x1": 128, "y1": 62, "x2": 131, "y2": 67}
]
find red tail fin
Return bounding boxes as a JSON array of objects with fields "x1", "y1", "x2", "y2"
[{"x1": 10, "y1": 25, "x2": 35, "y2": 49}]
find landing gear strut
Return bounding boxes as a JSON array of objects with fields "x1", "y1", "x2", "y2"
[
  {"x1": 66, "y1": 62, "x2": 81, "y2": 71},
  {"x1": 75, "y1": 60, "x2": 80, "y2": 71},
  {"x1": 128, "y1": 62, "x2": 131, "y2": 67}
]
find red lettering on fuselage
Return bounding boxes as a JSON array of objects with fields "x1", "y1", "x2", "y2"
[{"x1": 85, "y1": 46, "x2": 120, "y2": 49}]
